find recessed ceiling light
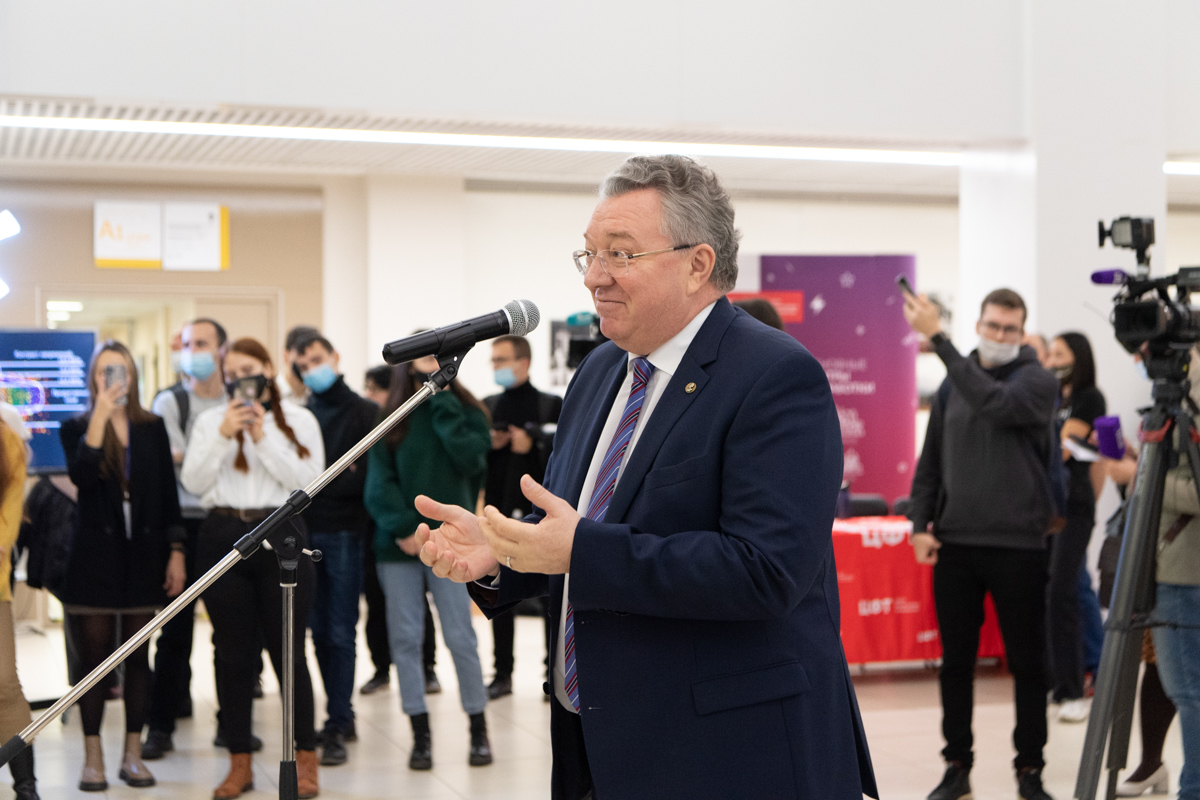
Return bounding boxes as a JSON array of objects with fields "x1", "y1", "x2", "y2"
[
  {"x1": 0, "y1": 114, "x2": 963, "y2": 167},
  {"x1": 0, "y1": 278, "x2": 8, "y2": 300},
  {"x1": 0, "y1": 210, "x2": 19, "y2": 242},
  {"x1": 46, "y1": 300, "x2": 84, "y2": 312}
]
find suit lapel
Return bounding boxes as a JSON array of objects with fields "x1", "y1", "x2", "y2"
[
  {"x1": 603, "y1": 298, "x2": 737, "y2": 524},
  {"x1": 560, "y1": 354, "x2": 628, "y2": 508}
]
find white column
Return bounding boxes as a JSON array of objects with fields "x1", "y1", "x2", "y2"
[
  {"x1": 957, "y1": 148, "x2": 1038, "y2": 346},
  {"x1": 958, "y1": 1, "x2": 1167, "y2": 424},
  {"x1": 322, "y1": 177, "x2": 369, "y2": 391},
  {"x1": 365, "y1": 175, "x2": 469, "y2": 378},
  {"x1": 1029, "y1": 2, "x2": 1167, "y2": 424}
]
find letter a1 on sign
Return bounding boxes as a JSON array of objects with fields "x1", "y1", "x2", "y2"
[{"x1": 94, "y1": 201, "x2": 163, "y2": 269}]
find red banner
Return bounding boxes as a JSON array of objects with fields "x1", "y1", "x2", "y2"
[{"x1": 833, "y1": 517, "x2": 1004, "y2": 664}]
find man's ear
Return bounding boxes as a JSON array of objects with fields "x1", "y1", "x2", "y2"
[{"x1": 686, "y1": 244, "x2": 717, "y2": 295}]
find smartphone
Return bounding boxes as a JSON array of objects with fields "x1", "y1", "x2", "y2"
[
  {"x1": 895, "y1": 274, "x2": 916, "y2": 297},
  {"x1": 104, "y1": 364, "x2": 129, "y2": 406},
  {"x1": 232, "y1": 377, "x2": 260, "y2": 407},
  {"x1": 492, "y1": 421, "x2": 510, "y2": 432},
  {"x1": 1068, "y1": 434, "x2": 1099, "y2": 453}
]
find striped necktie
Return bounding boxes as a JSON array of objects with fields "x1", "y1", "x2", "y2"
[{"x1": 564, "y1": 356, "x2": 655, "y2": 712}]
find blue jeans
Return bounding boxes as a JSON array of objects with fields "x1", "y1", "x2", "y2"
[
  {"x1": 376, "y1": 560, "x2": 487, "y2": 717},
  {"x1": 1079, "y1": 565, "x2": 1104, "y2": 674},
  {"x1": 308, "y1": 531, "x2": 364, "y2": 731},
  {"x1": 1153, "y1": 583, "x2": 1200, "y2": 800}
]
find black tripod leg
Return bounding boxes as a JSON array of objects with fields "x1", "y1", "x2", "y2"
[{"x1": 1076, "y1": 427, "x2": 1170, "y2": 800}]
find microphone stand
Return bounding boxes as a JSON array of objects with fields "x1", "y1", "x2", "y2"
[{"x1": 0, "y1": 343, "x2": 475, "y2": 800}]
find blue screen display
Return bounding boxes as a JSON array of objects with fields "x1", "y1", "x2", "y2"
[{"x1": 0, "y1": 329, "x2": 96, "y2": 474}]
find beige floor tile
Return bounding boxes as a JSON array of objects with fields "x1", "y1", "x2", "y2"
[{"x1": 5, "y1": 606, "x2": 1186, "y2": 799}]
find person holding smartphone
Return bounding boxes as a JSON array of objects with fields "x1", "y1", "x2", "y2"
[
  {"x1": 59, "y1": 341, "x2": 186, "y2": 792},
  {"x1": 182, "y1": 337, "x2": 325, "y2": 799},
  {"x1": 1044, "y1": 332, "x2": 1106, "y2": 724}
]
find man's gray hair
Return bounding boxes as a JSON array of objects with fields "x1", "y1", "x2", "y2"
[{"x1": 600, "y1": 155, "x2": 741, "y2": 293}]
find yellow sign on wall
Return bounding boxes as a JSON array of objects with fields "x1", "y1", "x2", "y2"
[
  {"x1": 94, "y1": 201, "x2": 229, "y2": 270},
  {"x1": 94, "y1": 201, "x2": 163, "y2": 268}
]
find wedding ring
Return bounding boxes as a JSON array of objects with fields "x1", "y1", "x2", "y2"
[{"x1": 506, "y1": 555, "x2": 512, "y2": 568}]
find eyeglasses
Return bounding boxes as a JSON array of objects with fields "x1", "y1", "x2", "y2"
[
  {"x1": 981, "y1": 320, "x2": 1023, "y2": 339},
  {"x1": 572, "y1": 244, "x2": 698, "y2": 278}
]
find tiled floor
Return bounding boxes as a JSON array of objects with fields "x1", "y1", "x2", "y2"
[{"x1": 2, "y1": 610, "x2": 1185, "y2": 800}]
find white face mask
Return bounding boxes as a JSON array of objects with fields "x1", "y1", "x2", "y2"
[{"x1": 977, "y1": 337, "x2": 1021, "y2": 366}]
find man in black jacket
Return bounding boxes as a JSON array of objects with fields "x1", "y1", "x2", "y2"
[
  {"x1": 291, "y1": 333, "x2": 378, "y2": 766},
  {"x1": 905, "y1": 288, "x2": 1059, "y2": 800},
  {"x1": 482, "y1": 335, "x2": 562, "y2": 699}
]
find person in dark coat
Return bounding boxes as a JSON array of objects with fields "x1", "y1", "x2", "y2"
[{"x1": 60, "y1": 340, "x2": 186, "y2": 792}]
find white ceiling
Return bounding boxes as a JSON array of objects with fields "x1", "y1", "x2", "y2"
[
  {"x1": 0, "y1": 97, "x2": 961, "y2": 200},
  {"x1": 4, "y1": 96, "x2": 1200, "y2": 207}
]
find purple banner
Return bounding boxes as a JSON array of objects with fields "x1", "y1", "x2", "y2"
[{"x1": 759, "y1": 254, "x2": 918, "y2": 507}]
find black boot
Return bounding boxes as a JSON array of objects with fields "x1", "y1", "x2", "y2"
[
  {"x1": 468, "y1": 712, "x2": 492, "y2": 767},
  {"x1": 409, "y1": 713, "x2": 432, "y2": 771},
  {"x1": 9, "y1": 744, "x2": 39, "y2": 800}
]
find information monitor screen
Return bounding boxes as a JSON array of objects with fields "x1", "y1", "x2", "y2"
[{"x1": 0, "y1": 329, "x2": 96, "y2": 474}]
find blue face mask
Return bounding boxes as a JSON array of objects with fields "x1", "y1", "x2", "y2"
[
  {"x1": 303, "y1": 363, "x2": 339, "y2": 394},
  {"x1": 180, "y1": 350, "x2": 216, "y2": 381},
  {"x1": 1135, "y1": 360, "x2": 1149, "y2": 382},
  {"x1": 494, "y1": 367, "x2": 517, "y2": 389}
]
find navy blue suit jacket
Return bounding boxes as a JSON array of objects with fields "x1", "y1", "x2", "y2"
[{"x1": 473, "y1": 297, "x2": 877, "y2": 799}]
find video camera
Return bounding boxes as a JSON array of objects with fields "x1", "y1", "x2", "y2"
[{"x1": 1094, "y1": 217, "x2": 1200, "y2": 366}]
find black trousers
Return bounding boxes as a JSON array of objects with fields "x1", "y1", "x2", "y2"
[
  {"x1": 492, "y1": 598, "x2": 551, "y2": 679},
  {"x1": 550, "y1": 697, "x2": 594, "y2": 800},
  {"x1": 1046, "y1": 510, "x2": 1094, "y2": 702},
  {"x1": 147, "y1": 516, "x2": 203, "y2": 734},
  {"x1": 198, "y1": 514, "x2": 316, "y2": 753},
  {"x1": 933, "y1": 542, "x2": 1049, "y2": 771}
]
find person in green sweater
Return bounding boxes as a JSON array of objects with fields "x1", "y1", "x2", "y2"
[{"x1": 364, "y1": 353, "x2": 494, "y2": 771}]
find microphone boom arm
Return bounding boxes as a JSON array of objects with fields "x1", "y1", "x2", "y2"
[{"x1": 0, "y1": 347, "x2": 475, "y2": 780}]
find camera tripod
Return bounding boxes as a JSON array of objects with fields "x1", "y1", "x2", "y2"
[
  {"x1": 1075, "y1": 349, "x2": 1200, "y2": 800},
  {"x1": 0, "y1": 347, "x2": 473, "y2": 800}
]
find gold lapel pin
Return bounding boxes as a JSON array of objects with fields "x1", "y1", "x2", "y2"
[{"x1": 685, "y1": 382, "x2": 697, "y2": 394}]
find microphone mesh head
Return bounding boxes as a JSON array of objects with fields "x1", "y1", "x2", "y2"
[{"x1": 505, "y1": 299, "x2": 540, "y2": 336}]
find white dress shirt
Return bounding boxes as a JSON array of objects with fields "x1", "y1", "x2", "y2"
[
  {"x1": 181, "y1": 399, "x2": 325, "y2": 509},
  {"x1": 553, "y1": 301, "x2": 716, "y2": 712}
]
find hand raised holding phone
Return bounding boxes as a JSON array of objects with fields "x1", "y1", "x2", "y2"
[{"x1": 219, "y1": 400, "x2": 258, "y2": 439}]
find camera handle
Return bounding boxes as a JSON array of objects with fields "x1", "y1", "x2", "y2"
[{"x1": 1075, "y1": 379, "x2": 1200, "y2": 799}]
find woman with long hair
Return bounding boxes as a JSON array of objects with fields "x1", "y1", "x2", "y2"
[
  {"x1": 59, "y1": 340, "x2": 186, "y2": 791},
  {"x1": 1, "y1": 419, "x2": 38, "y2": 799},
  {"x1": 182, "y1": 337, "x2": 324, "y2": 799},
  {"x1": 364, "y1": 354, "x2": 493, "y2": 771},
  {"x1": 1045, "y1": 331, "x2": 1106, "y2": 723}
]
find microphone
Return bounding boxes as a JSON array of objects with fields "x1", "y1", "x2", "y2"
[
  {"x1": 382, "y1": 300, "x2": 540, "y2": 365},
  {"x1": 1091, "y1": 268, "x2": 1129, "y2": 285}
]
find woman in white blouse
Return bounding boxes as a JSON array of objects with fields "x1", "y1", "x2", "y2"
[{"x1": 182, "y1": 337, "x2": 325, "y2": 800}]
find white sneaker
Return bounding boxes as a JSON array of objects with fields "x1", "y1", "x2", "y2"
[
  {"x1": 1115, "y1": 763, "x2": 1169, "y2": 796},
  {"x1": 1057, "y1": 698, "x2": 1090, "y2": 723}
]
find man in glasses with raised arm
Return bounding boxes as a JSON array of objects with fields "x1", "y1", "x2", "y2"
[
  {"x1": 414, "y1": 154, "x2": 877, "y2": 800},
  {"x1": 904, "y1": 288, "x2": 1060, "y2": 800}
]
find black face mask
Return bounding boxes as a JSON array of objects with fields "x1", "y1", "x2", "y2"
[{"x1": 226, "y1": 374, "x2": 269, "y2": 405}]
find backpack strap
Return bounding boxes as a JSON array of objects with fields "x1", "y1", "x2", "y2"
[{"x1": 171, "y1": 383, "x2": 191, "y2": 432}]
